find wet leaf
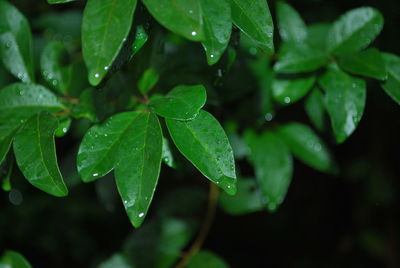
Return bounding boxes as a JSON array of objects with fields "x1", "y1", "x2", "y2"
[
  {"x1": 272, "y1": 76, "x2": 316, "y2": 105},
  {"x1": 276, "y1": 1, "x2": 307, "y2": 42}
]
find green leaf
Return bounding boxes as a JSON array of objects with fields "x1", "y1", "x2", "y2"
[
  {"x1": 272, "y1": 76, "x2": 316, "y2": 105},
  {"x1": 327, "y1": 7, "x2": 384, "y2": 55},
  {"x1": 319, "y1": 69, "x2": 366, "y2": 143},
  {"x1": 219, "y1": 177, "x2": 264, "y2": 215},
  {"x1": 55, "y1": 116, "x2": 72, "y2": 137},
  {"x1": 98, "y1": 254, "x2": 131, "y2": 268},
  {"x1": 82, "y1": 0, "x2": 137, "y2": 86},
  {"x1": 166, "y1": 110, "x2": 236, "y2": 195},
  {"x1": 0, "y1": 251, "x2": 32, "y2": 268},
  {"x1": 228, "y1": 0, "x2": 274, "y2": 54},
  {"x1": 162, "y1": 137, "x2": 176, "y2": 168},
  {"x1": 274, "y1": 42, "x2": 329, "y2": 73},
  {"x1": 306, "y1": 23, "x2": 330, "y2": 51},
  {"x1": 142, "y1": 0, "x2": 204, "y2": 41},
  {"x1": 0, "y1": 120, "x2": 20, "y2": 165},
  {"x1": 131, "y1": 25, "x2": 148, "y2": 56},
  {"x1": 138, "y1": 68, "x2": 159, "y2": 95},
  {"x1": 381, "y1": 53, "x2": 400, "y2": 104},
  {"x1": 48, "y1": 0, "x2": 75, "y2": 4},
  {"x1": 13, "y1": 112, "x2": 68, "y2": 197},
  {"x1": 115, "y1": 112, "x2": 162, "y2": 228},
  {"x1": 149, "y1": 85, "x2": 207, "y2": 120},
  {"x1": 72, "y1": 88, "x2": 97, "y2": 122},
  {"x1": 40, "y1": 41, "x2": 72, "y2": 94},
  {"x1": 338, "y1": 48, "x2": 387, "y2": 80},
  {"x1": 276, "y1": 1, "x2": 307, "y2": 42},
  {"x1": 188, "y1": 251, "x2": 229, "y2": 268},
  {"x1": 277, "y1": 122, "x2": 334, "y2": 172},
  {"x1": 200, "y1": 0, "x2": 232, "y2": 65},
  {"x1": 0, "y1": 0, "x2": 34, "y2": 82},
  {"x1": 0, "y1": 83, "x2": 64, "y2": 122},
  {"x1": 246, "y1": 130, "x2": 293, "y2": 211},
  {"x1": 304, "y1": 87, "x2": 326, "y2": 131}
]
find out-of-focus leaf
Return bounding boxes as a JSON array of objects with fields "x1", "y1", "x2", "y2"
[
  {"x1": 0, "y1": 251, "x2": 32, "y2": 268},
  {"x1": 327, "y1": 7, "x2": 384, "y2": 55},
  {"x1": 304, "y1": 87, "x2": 326, "y2": 131},
  {"x1": 166, "y1": 110, "x2": 236, "y2": 195},
  {"x1": 48, "y1": 0, "x2": 75, "y2": 4},
  {"x1": 319, "y1": 69, "x2": 366, "y2": 143},
  {"x1": 98, "y1": 254, "x2": 132, "y2": 268},
  {"x1": 381, "y1": 53, "x2": 400, "y2": 104},
  {"x1": 188, "y1": 250, "x2": 229, "y2": 268},
  {"x1": 0, "y1": 0, "x2": 34, "y2": 82},
  {"x1": 276, "y1": 1, "x2": 307, "y2": 42},
  {"x1": 272, "y1": 76, "x2": 316, "y2": 105},
  {"x1": 138, "y1": 68, "x2": 159, "y2": 95}
]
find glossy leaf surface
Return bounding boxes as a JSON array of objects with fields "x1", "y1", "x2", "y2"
[
  {"x1": 338, "y1": 48, "x2": 387, "y2": 80},
  {"x1": 162, "y1": 137, "x2": 176, "y2": 168},
  {"x1": 276, "y1": 1, "x2": 307, "y2": 42},
  {"x1": 0, "y1": 251, "x2": 32, "y2": 268},
  {"x1": 246, "y1": 131, "x2": 293, "y2": 211},
  {"x1": 82, "y1": 0, "x2": 137, "y2": 86},
  {"x1": 0, "y1": 0, "x2": 34, "y2": 82},
  {"x1": 166, "y1": 110, "x2": 236, "y2": 195},
  {"x1": 115, "y1": 112, "x2": 162, "y2": 228},
  {"x1": 229, "y1": 0, "x2": 274, "y2": 54},
  {"x1": 327, "y1": 7, "x2": 384, "y2": 55},
  {"x1": 200, "y1": 0, "x2": 232, "y2": 65},
  {"x1": 272, "y1": 76, "x2": 316, "y2": 105},
  {"x1": 319, "y1": 69, "x2": 366, "y2": 143},
  {"x1": 150, "y1": 85, "x2": 206, "y2": 120},
  {"x1": 48, "y1": 0, "x2": 75, "y2": 4},
  {"x1": 13, "y1": 112, "x2": 68, "y2": 197},
  {"x1": 277, "y1": 122, "x2": 334, "y2": 172},
  {"x1": 142, "y1": 0, "x2": 204, "y2": 41}
]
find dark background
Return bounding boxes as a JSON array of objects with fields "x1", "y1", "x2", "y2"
[{"x1": 1, "y1": 0, "x2": 400, "y2": 267}]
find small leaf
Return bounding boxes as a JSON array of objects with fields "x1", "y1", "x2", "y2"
[
  {"x1": 188, "y1": 251, "x2": 229, "y2": 268},
  {"x1": 131, "y1": 25, "x2": 148, "y2": 56},
  {"x1": 381, "y1": 53, "x2": 400, "y2": 104},
  {"x1": 55, "y1": 116, "x2": 71, "y2": 137},
  {"x1": 228, "y1": 0, "x2": 274, "y2": 54},
  {"x1": 276, "y1": 1, "x2": 307, "y2": 42},
  {"x1": 142, "y1": 0, "x2": 204, "y2": 41},
  {"x1": 277, "y1": 122, "x2": 334, "y2": 172},
  {"x1": 13, "y1": 112, "x2": 68, "y2": 197},
  {"x1": 149, "y1": 85, "x2": 206, "y2": 120},
  {"x1": 115, "y1": 112, "x2": 162, "y2": 228},
  {"x1": 219, "y1": 177, "x2": 264, "y2": 215},
  {"x1": 40, "y1": 41, "x2": 72, "y2": 94},
  {"x1": 98, "y1": 254, "x2": 131, "y2": 268},
  {"x1": 274, "y1": 42, "x2": 329, "y2": 73},
  {"x1": 319, "y1": 69, "x2": 366, "y2": 143},
  {"x1": 162, "y1": 137, "x2": 176, "y2": 168},
  {"x1": 338, "y1": 48, "x2": 387, "y2": 80},
  {"x1": 0, "y1": 0, "x2": 34, "y2": 82},
  {"x1": 304, "y1": 87, "x2": 326, "y2": 131},
  {"x1": 0, "y1": 83, "x2": 64, "y2": 122},
  {"x1": 137, "y1": 68, "x2": 159, "y2": 95},
  {"x1": 0, "y1": 251, "x2": 32, "y2": 268},
  {"x1": 272, "y1": 76, "x2": 316, "y2": 105},
  {"x1": 327, "y1": 7, "x2": 384, "y2": 55},
  {"x1": 166, "y1": 110, "x2": 236, "y2": 195},
  {"x1": 246, "y1": 130, "x2": 293, "y2": 211},
  {"x1": 200, "y1": 0, "x2": 232, "y2": 65},
  {"x1": 82, "y1": 0, "x2": 137, "y2": 86}
]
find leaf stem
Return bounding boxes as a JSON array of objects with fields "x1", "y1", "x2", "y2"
[{"x1": 174, "y1": 182, "x2": 220, "y2": 268}]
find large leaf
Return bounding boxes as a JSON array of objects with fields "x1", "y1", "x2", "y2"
[
  {"x1": 142, "y1": 0, "x2": 204, "y2": 41},
  {"x1": 319, "y1": 69, "x2": 366, "y2": 143},
  {"x1": 40, "y1": 41, "x2": 72, "y2": 94},
  {"x1": 166, "y1": 110, "x2": 236, "y2": 195},
  {"x1": 219, "y1": 177, "x2": 264, "y2": 215},
  {"x1": 229, "y1": 0, "x2": 274, "y2": 54},
  {"x1": 115, "y1": 112, "x2": 163, "y2": 228},
  {"x1": 274, "y1": 42, "x2": 329, "y2": 73},
  {"x1": 188, "y1": 251, "x2": 229, "y2": 268},
  {"x1": 338, "y1": 48, "x2": 387, "y2": 80},
  {"x1": 327, "y1": 7, "x2": 384, "y2": 55},
  {"x1": 0, "y1": 0, "x2": 34, "y2": 82},
  {"x1": 272, "y1": 76, "x2": 316, "y2": 105},
  {"x1": 82, "y1": 0, "x2": 137, "y2": 86},
  {"x1": 381, "y1": 53, "x2": 400, "y2": 104},
  {"x1": 276, "y1": 1, "x2": 307, "y2": 42},
  {"x1": 0, "y1": 251, "x2": 32, "y2": 268},
  {"x1": 277, "y1": 122, "x2": 334, "y2": 172},
  {"x1": 0, "y1": 83, "x2": 64, "y2": 121},
  {"x1": 149, "y1": 85, "x2": 206, "y2": 120},
  {"x1": 200, "y1": 0, "x2": 232, "y2": 65},
  {"x1": 246, "y1": 130, "x2": 293, "y2": 211},
  {"x1": 13, "y1": 112, "x2": 68, "y2": 197}
]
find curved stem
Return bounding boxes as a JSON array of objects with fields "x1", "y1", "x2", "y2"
[{"x1": 174, "y1": 182, "x2": 220, "y2": 268}]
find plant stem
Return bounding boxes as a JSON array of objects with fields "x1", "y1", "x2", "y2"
[{"x1": 174, "y1": 182, "x2": 220, "y2": 268}]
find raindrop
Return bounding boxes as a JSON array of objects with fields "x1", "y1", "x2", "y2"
[
  {"x1": 191, "y1": 31, "x2": 197, "y2": 36},
  {"x1": 52, "y1": 80, "x2": 58, "y2": 86},
  {"x1": 188, "y1": 9, "x2": 193, "y2": 14},
  {"x1": 104, "y1": 134, "x2": 108, "y2": 137},
  {"x1": 104, "y1": 66, "x2": 109, "y2": 70},
  {"x1": 93, "y1": 173, "x2": 99, "y2": 177},
  {"x1": 62, "y1": 128, "x2": 67, "y2": 133},
  {"x1": 94, "y1": 73, "x2": 100, "y2": 78},
  {"x1": 210, "y1": 54, "x2": 215, "y2": 58},
  {"x1": 138, "y1": 212, "x2": 145, "y2": 218},
  {"x1": 265, "y1": 113, "x2": 273, "y2": 121},
  {"x1": 9, "y1": 189, "x2": 23, "y2": 206},
  {"x1": 284, "y1": 97, "x2": 291, "y2": 104}
]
